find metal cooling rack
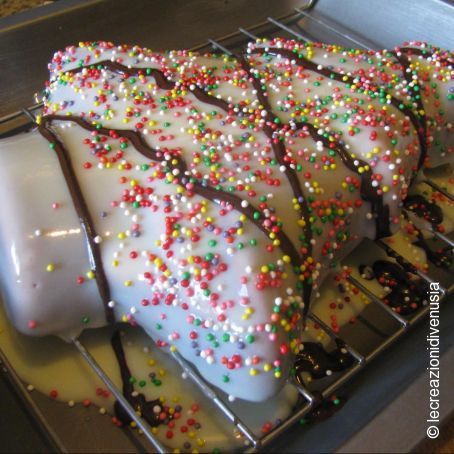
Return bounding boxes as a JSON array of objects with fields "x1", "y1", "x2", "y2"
[{"x1": 0, "y1": 0, "x2": 453, "y2": 451}]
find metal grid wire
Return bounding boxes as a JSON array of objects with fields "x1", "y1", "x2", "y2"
[{"x1": 0, "y1": 0, "x2": 453, "y2": 451}]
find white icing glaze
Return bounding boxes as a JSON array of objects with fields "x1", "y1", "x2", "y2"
[{"x1": 0, "y1": 39, "x2": 452, "y2": 402}]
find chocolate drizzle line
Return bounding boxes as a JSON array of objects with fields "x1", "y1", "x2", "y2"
[
  {"x1": 36, "y1": 45, "x2": 441, "y2": 425},
  {"x1": 293, "y1": 121, "x2": 391, "y2": 238},
  {"x1": 369, "y1": 260, "x2": 427, "y2": 315},
  {"x1": 62, "y1": 58, "x2": 317, "y2": 306},
  {"x1": 404, "y1": 194, "x2": 452, "y2": 269},
  {"x1": 111, "y1": 328, "x2": 162, "y2": 426},
  {"x1": 404, "y1": 194, "x2": 443, "y2": 229},
  {"x1": 37, "y1": 119, "x2": 115, "y2": 325},
  {"x1": 247, "y1": 48, "x2": 395, "y2": 238},
  {"x1": 236, "y1": 53, "x2": 313, "y2": 308},
  {"x1": 68, "y1": 60, "x2": 231, "y2": 113},
  {"x1": 414, "y1": 235, "x2": 453, "y2": 270},
  {"x1": 40, "y1": 114, "x2": 302, "y2": 272},
  {"x1": 399, "y1": 46, "x2": 453, "y2": 67},
  {"x1": 37, "y1": 113, "x2": 303, "y2": 428},
  {"x1": 252, "y1": 47, "x2": 428, "y2": 171},
  {"x1": 65, "y1": 61, "x2": 306, "y2": 269},
  {"x1": 294, "y1": 340, "x2": 354, "y2": 382},
  {"x1": 390, "y1": 51, "x2": 428, "y2": 170}
]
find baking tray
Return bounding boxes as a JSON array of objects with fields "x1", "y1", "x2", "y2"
[{"x1": 0, "y1": 0, "x2": 453, "y2": 452}]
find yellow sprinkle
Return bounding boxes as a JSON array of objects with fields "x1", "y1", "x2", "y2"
[
  {"x1": 46, "y1": 263, "x2": 55, "y2": 272},
  {"x1": 148, "y1": 359, "x2": 156, "y2": 366},
  {"x1": 86, "y1": 270, "x2": 95, "y2": 279}
]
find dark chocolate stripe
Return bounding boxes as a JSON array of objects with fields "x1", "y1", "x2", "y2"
[
  {"x1": 251, "y1": 47, "x2": 427, "y2": 171},
  {"x1": 67, "y1": 60, "x2": 231, "y2": 112},
  {"x1": 47, "y1": 60, "x2": 311, "y2": 318},
  {"x1": 68, "y1": 59, "x2": 312, "y2": 261},
  {"x1": 111, "y1": 328, "x2": 162, "y2": 426},
  {"x1": 236, "y1": 52, "x2": 313, "y2": 308},
  {"x1": 293, "y1": 121, "x2": 391, "y2": 238},
  {"x1": 389, "y1": 50, "x2": 428, "y2": 170},
  {"x1": 399, "y1": 46, "x2": 453, "y2": 66},
  {"x1": 41, "y1": 114, "x2": 302, "y2": 280},
  {"x1": 38, "y1": 118, "x2": 115, "y2": 324}
]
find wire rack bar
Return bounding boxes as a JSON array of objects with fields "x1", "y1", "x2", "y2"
[
  {"x1": 0, "y1": 1, "x2": 452, "y2": 452},
  {"x1": 189, "y1": 0, "x2": 318, "y2": 52},
  {"x1": 294, "y1": 7, "x2": 374, "y2": 49},
  {"x1": 266, "y1": 16, "x2": 312, "y2": 42},
  {"x1": 410, "y1": 220, "x2": 454, "y2": 249},
  {"x1": 423, "y1": 179, "x2": 454, "y2": 201},
  {"x1": 208, "y1": 39, "x2": 233, "y2": 55},
  {"x1": 238, "y1": 27, "x2": 259, "y2": 41}
]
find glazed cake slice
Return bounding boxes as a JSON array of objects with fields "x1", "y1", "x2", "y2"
[{"x1": 0, "y1": 39, "x2": 452, "y2": 401}]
